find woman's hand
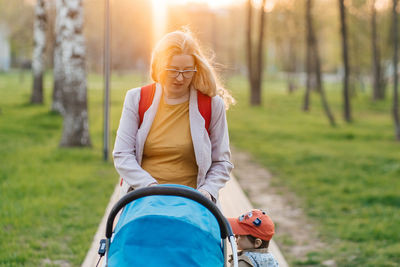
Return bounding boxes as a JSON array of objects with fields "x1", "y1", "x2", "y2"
[{"x1": 198, "y1": 188, "x2": 212, "y2": 201}]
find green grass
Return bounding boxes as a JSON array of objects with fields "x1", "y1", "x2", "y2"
[
  {"x1": 1, "y1": 71, "x2": 399, "y2": 266},
  {"x1": 0, "y1": 71, "x2": 146, "y2": 266},
  {"x1": 227, "y1": 76, "x2": 400, "y2": 266}
]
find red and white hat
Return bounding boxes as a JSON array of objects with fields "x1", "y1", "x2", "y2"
[{"x1": 227, "y1": 209, "x2": 275, "y2": 241}]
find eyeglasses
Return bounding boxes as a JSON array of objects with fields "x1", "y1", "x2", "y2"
[{"x1": 165, "y1": 68, "x2": 197, "y2": 79}]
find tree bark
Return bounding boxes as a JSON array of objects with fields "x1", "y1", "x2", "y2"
[
  {"x1": 31, "y1": 0, "x2": 46, "y2": 104},
  {"x1": 287, "y1": 38, "x2": 298, "y2": 94},
  {"x1": 304, "y1": 0, "x2": 313, "y2": 111},
  {"x1": 246, "y1": 0, "x2": 255, "y2": 102},
  {"x1": 52, "y1": 0, "x2": 64, "y2": 114},
  {"x1": 392, "y1": 0, "x2": 400, "y2": 141},
  {"x1": 338, "y1": 0, "x2": 352, "y2": 122},
  {"x1": 305, "y1": 0, "x2": 336, "y2": 126},
  {"x1": 313, "y1": 35, "x2": 336, "y2": 127},
  {"x1": 247, "y1": 0, "x2": 266, "y2": 106},
  {"x1": 371, "y1": 0, "x2": 385, "y2": 101},
  {"x1": 59, "y1": 0, "x2": 91, "y2": 147},
  {"x1": 252, "y1": 0, "x2": 267, "y2": 106}
]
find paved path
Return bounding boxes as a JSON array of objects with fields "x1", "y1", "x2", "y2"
[
  {"x1": 82, "y1": 175, "x2": 288, "y2": 267},
  {"x1": 81, "y1": 184, "x2": 120, "y2": 267}
]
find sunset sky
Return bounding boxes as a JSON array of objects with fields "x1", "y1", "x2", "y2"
[{"x1": 150, "y1": 0, "x2": 277, "y2": 45}]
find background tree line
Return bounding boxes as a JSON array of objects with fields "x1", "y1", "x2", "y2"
[{"x1": 0, "y1": 0, "x2": 399, "y2": 141}]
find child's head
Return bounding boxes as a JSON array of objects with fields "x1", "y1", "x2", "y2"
[{"x1": 228, "y1": 209, "x2": 275, "y2": 250}]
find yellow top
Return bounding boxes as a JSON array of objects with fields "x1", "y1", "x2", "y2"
[{"x1": 141, "y1": 96, "x2": 198, "y2": 188}]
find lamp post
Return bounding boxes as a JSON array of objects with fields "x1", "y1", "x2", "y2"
[{"x1": 103, "y1": 0, "x2": 111, "y2": 161}]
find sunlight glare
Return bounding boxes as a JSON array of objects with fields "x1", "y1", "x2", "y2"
[
  {"x1": 162, "y1": 0, "x2": 245, "y2": 9},
  {"x1": 151, "y1": 0, "x2": 245, "y2": 44},
  {"x1": 264, "y1": 0, "x2": 275, "y2": 12},
  {"x1": 252, "y1": 0, "x2": 276, "y2": 12},
  {"x1": 152, "y1": 0, "x2": 168, "y2": 46},
  {"x1": 374, "y1": 0, "x2": 390, "y2": 11}
]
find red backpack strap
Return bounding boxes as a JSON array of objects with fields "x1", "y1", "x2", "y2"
[
  {"x1": 197, "y1": 90, "x2": 212, "y2": 135},
  {"x1": 139, "y1": 83, "x2": 156, "y2": 127}
]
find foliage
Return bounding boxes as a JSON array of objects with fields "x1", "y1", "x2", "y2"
[
  {"x1": 269, "y1": 0, "x2": 305, "y2": 73},
  {"x1": 0, "y1": 0, "x2": 34, "y2": 62}
]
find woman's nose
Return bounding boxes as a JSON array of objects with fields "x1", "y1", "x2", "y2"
[{"x1": 176, "y1": 73, "x2": 184, "y2": 81}]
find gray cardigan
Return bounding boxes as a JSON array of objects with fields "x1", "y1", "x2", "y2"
[{"x1": 112, "y1": 83, "x2": 233, "y2": 200}]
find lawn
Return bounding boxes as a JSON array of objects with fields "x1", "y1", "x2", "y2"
[
  {"x1": 0, "y1": 71, "x2": 145, "y2": 266},
  {"x1": 226, "y1": 76, "x2": 400, "y2": 266},
  {"x1": 0, "y1": 71, "x2": 399, "y2": 266}
]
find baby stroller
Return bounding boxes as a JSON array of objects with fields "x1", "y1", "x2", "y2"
[{"x1": 98, "y1": 185, "x2": 238, "y2": 267}]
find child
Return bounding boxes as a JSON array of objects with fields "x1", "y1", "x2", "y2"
[{"x1": 228, "y1": 209, "x2": 279, "y2": 267}]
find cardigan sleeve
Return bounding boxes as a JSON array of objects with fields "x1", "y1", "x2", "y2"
[
  {"x1": 198, "y1": 95, "x2": 233, "y2": 199},
  {"x1": 112, "y1": 88, "x2": 158, "y2": 189}
]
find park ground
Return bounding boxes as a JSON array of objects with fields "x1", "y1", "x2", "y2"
[{"x1": 0, "y1": 71, "x2": 399, "y2": 266}]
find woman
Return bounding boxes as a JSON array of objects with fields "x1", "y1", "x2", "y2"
[{"x1": 112, "y1": 29, "x2": 234, "y2": 202}]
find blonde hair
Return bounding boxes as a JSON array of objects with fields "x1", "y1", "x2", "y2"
[{"x1": 150, "y1": 29, "x2": 235, "y2": 109}]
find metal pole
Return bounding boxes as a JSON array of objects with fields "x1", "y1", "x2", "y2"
[{"x1": 103, "y1": 0, "x2": 110, "y2": 161}]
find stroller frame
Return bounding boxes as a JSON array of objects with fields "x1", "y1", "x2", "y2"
[{"x1": 101, "y1": 185, "x2": 238, "y2": 267}]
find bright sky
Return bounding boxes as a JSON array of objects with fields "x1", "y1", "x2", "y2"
[
  {"x1": 151, "y1": 0, "x2": 275, "y2": 45},
  {"x1": 165, "y1": 0, "x2": 245, "y2": 9},
  {"x1": 154, "y1": 0, "x2": 278, "y2": 9}
]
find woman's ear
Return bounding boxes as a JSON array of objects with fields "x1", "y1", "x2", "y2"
[{"x1": 254, "y1": 238, "x2": 263, "y2": 249}]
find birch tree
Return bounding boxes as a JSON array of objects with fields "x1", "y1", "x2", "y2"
[
  {"x1": 31, "y1": 0, "x2": 46, "y2": 104},
  {"x1": 58, "y1": 0, "x2": 91, "y2": 147},
  {"x1": 52, "y1": 0, "x2": 64, "y2": 114}
]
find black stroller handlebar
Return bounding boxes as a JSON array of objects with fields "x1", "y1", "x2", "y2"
[{"x1": 105, "y1": 186, "x2": 234, "y2": 239}]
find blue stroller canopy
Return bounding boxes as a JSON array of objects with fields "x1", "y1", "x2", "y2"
[{"x1": 107, "y1": 185, "x2": 224, "y2": 267}]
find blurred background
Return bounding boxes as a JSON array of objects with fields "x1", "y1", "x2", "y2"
[
  {"x1": 1, "y1": 0, "x2": 400, "y2": 266},
  {"x1": 1, "y1": 0, "x2": 394, "y2": 82}
]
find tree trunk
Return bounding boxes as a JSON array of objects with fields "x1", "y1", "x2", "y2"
[
  {"x1": 287, "y1": 39, "x2": 297, "y2": 94},
  {"x1": 304, "y1": 0, "x2": 313, "y2": 111},
  {"x1": 313, "y1": 36, "x2": 336, "y2": 127},
  {"x1": 31, "y1": 0, "x2": 46, "y2": 104},
  {"x1": 305, "y1": 0, "x2": 336, "y2": 126},
  {"x1": 371, "y1": 0, "x2": 385, "y2": 101},
  {"x1": 59, "y1": 0, "x2": 91, "y2": 147},
  {"x1": 252, "y1": 0, "x2": 267, "y2": 106},
  {"x1": 228, "y1": 10, "x2": 237, "y2": 75},
  {"x1": 392, "y1": 0, "x2": 400, "y2": 141},
  {"x1": 246, "y1": 0, "x2": 255, "y2": 102},
  {"x1": 52, "y1": 0, "x2": 64, "y2": 114},
  {"x1": 247, "y1": 0, "x2": 266, "y2": 106},
  {"x1": 338, "y1": 0, "x2": 352, "y2": 122}
]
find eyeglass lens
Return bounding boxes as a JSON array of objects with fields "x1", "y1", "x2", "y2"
[{"x1": 167, "y1": 70, "x2": 196, "y2": 79}]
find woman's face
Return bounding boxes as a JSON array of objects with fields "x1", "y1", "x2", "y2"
[{"x1": 162, "y1": 54, "x2": 195, "y2": 99}]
